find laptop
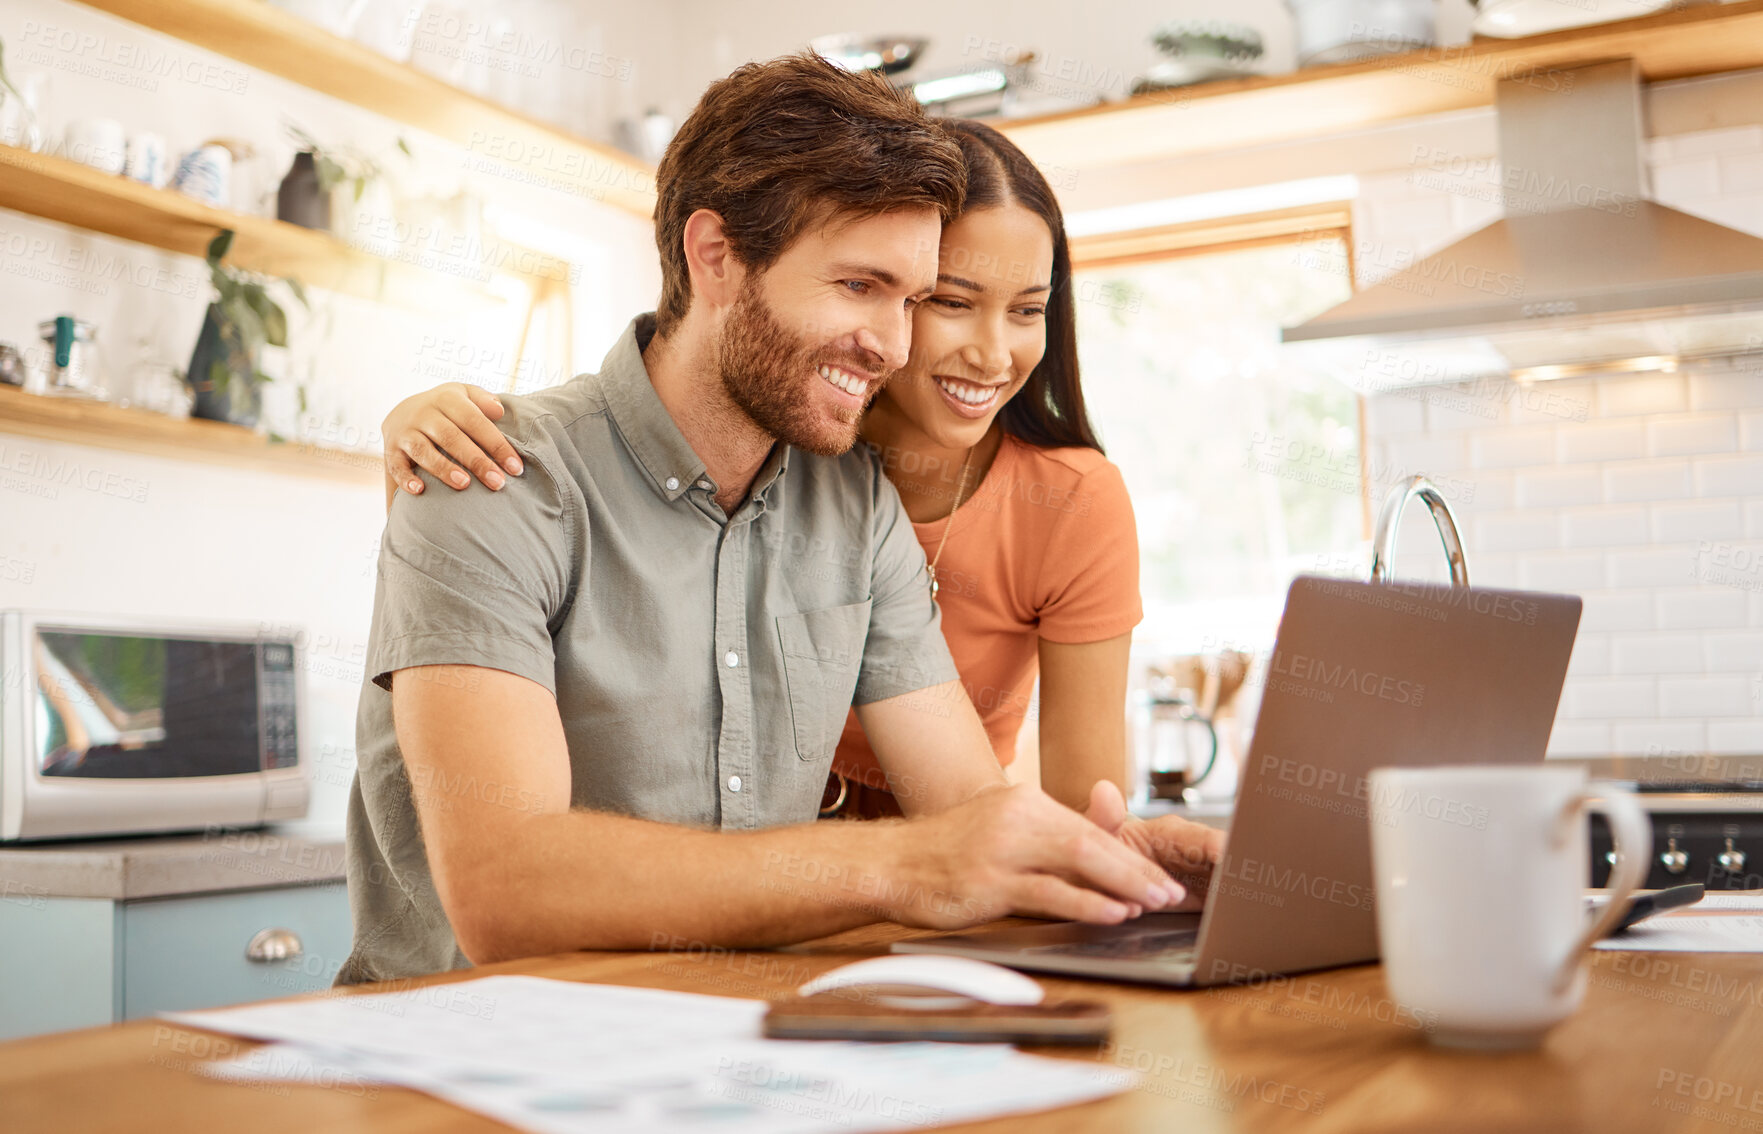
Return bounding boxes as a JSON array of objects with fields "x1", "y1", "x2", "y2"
[{"x1": 893, "y1": 574, "x2": 1583, "y2": 988}]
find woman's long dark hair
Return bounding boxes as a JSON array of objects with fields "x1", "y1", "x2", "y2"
[{"x1": 943, "y1": 119, "x2": 1104, "y2": 454}]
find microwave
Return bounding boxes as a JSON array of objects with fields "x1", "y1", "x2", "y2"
[{"x1": 0, "y1": 611, "x2": 309, "y2": 842}]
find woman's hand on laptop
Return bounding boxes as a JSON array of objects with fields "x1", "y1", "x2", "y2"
[
  {"x1": 885, "y1": 783, "x2": 1188, "y2": 930},
  {"x1": 1082, "y1": 781, "x2": 1225, "y2": 913}
]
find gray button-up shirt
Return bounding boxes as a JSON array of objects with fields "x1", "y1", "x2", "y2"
[{"x1": 339, "y1": 314, "x2": 957, "y2": 984}]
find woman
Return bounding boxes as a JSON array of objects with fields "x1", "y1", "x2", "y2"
[{"x1": 378, "y1": 120, "x2": 1140, "y2": 818}]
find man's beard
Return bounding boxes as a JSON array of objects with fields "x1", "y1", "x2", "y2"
[{"x1": 715, "y1": 277, "x2": 886, "y2": 457}]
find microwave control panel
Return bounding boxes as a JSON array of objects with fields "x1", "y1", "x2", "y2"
[{"x1": 259, "y1": 640, "x2": 300, "y2": 770}]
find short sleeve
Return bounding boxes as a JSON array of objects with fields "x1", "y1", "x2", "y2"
[
  {"x1": 853, "y1": 469, "x2": 959, "y2": 704},
  {"x1": 1034, "y1": 459, "x2": 1143, "y2": 644},
  {"x1": 365, "y1": 437, "x2": 578, "y2": 695}
]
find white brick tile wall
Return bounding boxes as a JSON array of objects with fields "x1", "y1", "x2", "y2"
[
  {"x1": 1660, "y1": 676, "x2": 1755, "y2": 717},
  {"x1": 1472, "y1": 509, "x2": 1560, "y2": 553},
  {"x1": 1470, "y1": 427, "x2": 1557, "y2": 469},
  {"x1": 1689, "y1": 371, "x2": 1763, "y2": 412},
  {"x1": 1516, "y1": 467, "x2": 1602, "y2": 508},
  {"x1": 1612, "y1": 634, "x2": 1705, "y2": 675},
  {"x1": 1383, "y1": 433, "x2": 1469, "y2": 479},
  {"x1": 1656, "y1": 587, "x2": 1749, "y2": 631},
  {"x1": 1567, "y1": 634, "x2": 1610, "y2": 677},
  {"x1": 1652, "y1": 158, "x2": 1720, "y2": 199},
  {"x1": 1510, "y1": 381, "x2": 1596, "y2": 427},
  {"x1": 1563, "y1": 507, "x2": 1650, "y2": 548},
  {"x1": 1722, "y1": 150, "x2": 1763, "y2": 194},
  {"x1": 1580, "y1": 590, "x2": 1656, "y2": 633},
  {"x1": 1614, "y1": 721, "x2": 1707, "y2": 752},
  {"x1": 1742, "y1": 412, "x2": 1763, "y2": 451},
  {"x1": 1668, "y1": 126, "x2": 1763, "y2": 158},
  {"x1": 1518, "y1": 552, "x2": 1607, "y2": 593},
  {"x1": 1692, "y1": 454, "x2": 1763, "y2": 497},
  {"x1": 1710, "y1": 720, "x2": 1763, "y2": 752},
  {"x1": 1467, "y1": 552, "x2": 1520, "y2": 589},
  {"x1": 1561, "y1": 678, "x2": 1658, "y2": 719},
  {"x1": 1548, "y1": 721, "x2": 1613, "y2": 756},
  {"x1": 1599, "y1": 374, "x2": 1688, "y2": 417},
  {"x1": 1651, "y1": 501, "x2": 1745, "y2": 543},
  {"x1": 1559, "y1": 420, "x2": 1645, "y2": 463},
  {"x1": 1354, "y1": 125, "x2": 1763, "y2": 757},
  {"x1": 1366, "y1": 395, "x2": 1425, "y2": 436},
  {"x1": 1465, "y1": 471, "x2": 1515, "y2": 511},
  {"x1": 1649, "y1": 414, "x2": 1738, "y2": 456},
  {"x1": 1605, "y1": 459, "x2": 1692, "y2": 503},
  {"x1": 1705, "y1": 632, "x2": 1763, "y2": 673},
  {"x1": 1610, "y1": 549, "x2": 1703, "y2": 589},
  {"x1": 1428, "y1": 396, "x2": 1508, "y2": 432}
]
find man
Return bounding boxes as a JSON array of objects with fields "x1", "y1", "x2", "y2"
[{"x1": 339, "y1": 53, "x2": 1221, "y2": 985}]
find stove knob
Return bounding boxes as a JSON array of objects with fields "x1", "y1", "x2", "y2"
[
  {"x1": 1660, "y1": 838, "x2": 1690, "y2": 876},
  {"x1": 1717, "y1": 839, "x2": 1746, "y2": 873}
]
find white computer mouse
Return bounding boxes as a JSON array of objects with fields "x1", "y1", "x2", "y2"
[{"x1": 796, "y1": 955, "x2": 1044, "y2": 1007}]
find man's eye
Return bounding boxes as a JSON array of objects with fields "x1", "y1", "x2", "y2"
[{"x1": 843, "y1": 280, "x2": 870, "y2": 295}]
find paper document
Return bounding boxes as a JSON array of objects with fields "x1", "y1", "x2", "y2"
[
  {"x1": 165, "y1": 975, "x2": 1134, "y2": 1134},
  {"x1": 1593, "y1": 916, "x2": 1763, "y2": 953}
]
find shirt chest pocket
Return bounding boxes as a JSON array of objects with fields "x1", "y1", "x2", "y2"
[{"x1": 776, "y1": 599, "x2": 871, "y2": 763}]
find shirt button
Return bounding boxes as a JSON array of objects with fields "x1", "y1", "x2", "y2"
[
  {"x1": 664, "y1": 476, "x2": 680, "y2": 491},
  {"x1": 724, "y1": 650, "x2": 740, "y2": 668},
  {"x1": 728, "y1": 775, "x2": 742, "y2": 792},
  {"x1": 697, "y1": 479, "x2": 712, "y2": 490}
]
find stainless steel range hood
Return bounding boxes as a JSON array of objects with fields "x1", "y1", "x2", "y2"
[{"x1": 1283, "y1": 59, "x2": 1763, "y2": 384}]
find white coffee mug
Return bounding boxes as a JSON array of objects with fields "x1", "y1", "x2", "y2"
[{"x1": 1368, "y1": 765, "x2": 1650, "y2": 1050}]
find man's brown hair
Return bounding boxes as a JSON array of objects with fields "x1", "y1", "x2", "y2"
[{"x1": 652, "y1": 52, "x2": 966, "y2": 337}]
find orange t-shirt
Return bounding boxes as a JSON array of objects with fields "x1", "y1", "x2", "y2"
[{"x1": 833, "y1": 434, "x2": 1142, "y2": 787}]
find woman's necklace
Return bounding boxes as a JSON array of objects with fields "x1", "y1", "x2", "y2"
[{"x1": 926, "y1": 446, "x2": 977, "y2": 602}]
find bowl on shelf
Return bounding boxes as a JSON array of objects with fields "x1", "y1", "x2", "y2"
[
  {"x1": 1140, "y1": 20, "x2": 1265, "y2": 90},
  {"x1": 1283, "y1": 0, "x2": 1436, "y2": 67},
  {"x1": 1470, "y1": 0, "x2": 1687, "y2": 38}
]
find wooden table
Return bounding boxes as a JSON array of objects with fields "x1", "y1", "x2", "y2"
[{"x1": 4, "y1": 920, "x2": 1762, "y2": 1133}]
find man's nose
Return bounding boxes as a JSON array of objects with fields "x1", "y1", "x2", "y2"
[{"x1": 855, "y1": 309, "x2": 912, "y2": 373}]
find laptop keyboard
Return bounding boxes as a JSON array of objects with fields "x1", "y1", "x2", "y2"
[{"x1": 1022, "y1": 927, "x2": 1199, "y2": 961}]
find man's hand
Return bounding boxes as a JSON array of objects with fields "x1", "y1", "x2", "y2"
[
  {"x1": 882, "y1": 783, "x2": 1189, "y2": 930},
  {"x1": 1083, "y1": 781, "x2": 1226, "y2": 913}
]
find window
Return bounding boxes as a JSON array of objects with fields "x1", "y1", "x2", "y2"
[{"x1": 1074, "y1": 233, "x2": 1363, "y2": 656}]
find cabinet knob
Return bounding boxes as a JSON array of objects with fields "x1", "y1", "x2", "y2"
[
  {"x1": 245, "y1": 927, "x2": 304, "y2": 963},
  {"x1": 1718, "y1": 839, "x2": 1747, "y2": 874}
]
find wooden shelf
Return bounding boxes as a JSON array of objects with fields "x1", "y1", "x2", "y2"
[
  {"x1": 0, "y1": 144, "x2": 503, "y2": 313},
  {"x1": 0, "y1": 383, "x2": 381, "y2": 487},
  {"x1": 1000, "y1": 1, "x2": 1763, "y2": 171},
  {"x1": 74, "y1": 0, "x2": 657, "y2": 219}
]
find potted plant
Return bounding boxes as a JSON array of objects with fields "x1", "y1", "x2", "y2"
[
  {"x1": 0, "y1": 36, "x2": 44, "y2": 151},
  {"x1": 281, "y1": 125, "x2": 408, "y2": 253},
  {"x1": 186, "y1": 229, "x2": 308, "y2": 429}
]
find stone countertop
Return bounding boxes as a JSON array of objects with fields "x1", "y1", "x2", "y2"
[{"x1": 0, "y1": 827, "x2": 347, "y2": 901}]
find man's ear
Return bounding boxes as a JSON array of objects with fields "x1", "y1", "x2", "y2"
[{"x1": 681, "y1": 208, "x2": 745, "y2": 311}]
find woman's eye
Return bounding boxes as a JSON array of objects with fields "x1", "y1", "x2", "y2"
[
  {"x1": 1015, "y1": 306, "x2": 1047, "y2": 318},
  {"x1": 929, "y1": 297, "x2": 969, "y2": 310}
]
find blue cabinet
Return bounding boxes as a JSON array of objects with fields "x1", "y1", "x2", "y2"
[{"x1": 0, "y1": 882, "x2": 351, "y2": 1040}]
